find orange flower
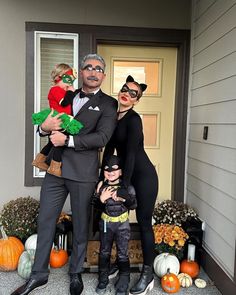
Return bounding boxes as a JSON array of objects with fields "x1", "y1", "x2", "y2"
[
  {"x1": 153, "y1": 224, "x2": 188, "y2": 250},
  {"x1": 156, "y1": 237, "x2": 162, "y2": 244}
]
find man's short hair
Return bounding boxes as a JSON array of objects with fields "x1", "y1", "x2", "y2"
[{"x1": 80, "y1": 54, "x2": 106, "y2": 71}]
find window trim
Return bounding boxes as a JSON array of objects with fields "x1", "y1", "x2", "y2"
[{"x1": 33, "y1": 31, "x2": 78, "y2": 178}]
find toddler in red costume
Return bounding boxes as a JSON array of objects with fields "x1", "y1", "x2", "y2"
[{"x1": 32, "y1": 63, "x2": 77, "y2": 177}]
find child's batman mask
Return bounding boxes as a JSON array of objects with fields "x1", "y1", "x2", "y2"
[{"x1": 104, "y1": 155, "x2": 121, "y2": 172}]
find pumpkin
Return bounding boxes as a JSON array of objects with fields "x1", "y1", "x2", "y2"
[
  {"x1": 153, "y1": 253, "x2": 180, "y2": 278},
  {"x1": 195, "y1": 278, "x2": 207, "y2": 288},
  {"x1": 25, "y1": 234, "x2": 38, "y2": 250},
  {"x1": 17, "y1": 249, "x2": 35, "y2": 279},
  {"x1": 49, "y1": 247, "x2": 68, "y2": 268},
  {"x1": 180, "y1": 259, "x2": 199, "y2": 278},
  {"x1": 0, "y1": 226, "x2": 24, "y2": 271},
  {"x1": 177, "y1": 272, "x2": 193, "y2": 288},
  {"x1": 25, "y1": 234, "x2": 54, "y2": 251},
  {"x1": 161, "y1": 269, "x2": 180, "y2": 293}
]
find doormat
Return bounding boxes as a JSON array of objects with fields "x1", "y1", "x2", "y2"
[{"x1": 86, "y1": 240, "x2": 143, "y2": 266}]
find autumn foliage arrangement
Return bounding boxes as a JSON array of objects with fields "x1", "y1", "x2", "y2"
[
  {"x1": 153, "y1": 224, "x2": 189, "y2": 260},
  {"x1": 0, "y1": 196, "x2": 40, "y2": 241},
  {"x1": 153, "y1": 200, "x2": 198, "y2": 226}
]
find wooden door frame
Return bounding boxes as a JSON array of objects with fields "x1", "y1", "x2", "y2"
[{"x1": 25, "y1": 23, "x2": 190, "y2": 203}]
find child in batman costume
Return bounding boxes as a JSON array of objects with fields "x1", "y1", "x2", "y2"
[{"x1": 92, "y1": 155, "x2": 137, "y2": 295}]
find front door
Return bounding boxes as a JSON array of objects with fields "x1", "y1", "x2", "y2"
[{"x1": 98, "y1": 44, "x2": 177, "y2": 217}]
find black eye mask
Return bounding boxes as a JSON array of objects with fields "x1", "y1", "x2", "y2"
[{"x1": 104, "y1": 155, "x2": 121, "y2": 172}]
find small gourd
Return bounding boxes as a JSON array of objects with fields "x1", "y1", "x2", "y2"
[
  {"x1": 17, "y1": 249, "x2": 35, "y2": 279},
  {"x1": 25, "y1": 234, "x2": 38, "y2": 250},
  {"x1": 0, "y1": 226, "x2": 24, "y2": 271},
  {"x1": 153, "y1": 253, "x2": 180, "y2": 278},
  {"x1": 177, "y1": 272, "x2": 193, "y2": 288},
  {"x1": 49, "y1": 247, "x2": 68, "y2": 268},
  {"x1": 195, "y1": 278, "x2": 207, "y2": 288},
  {"x1": 161, "y1": 269, "x2": 180, "y2": 293}
]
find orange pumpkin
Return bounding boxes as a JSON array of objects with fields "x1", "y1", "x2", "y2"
[
  {"x1": 49, "y1": 247, "x2": 68, "y2": 268},
  {"x1": 161, "y1": 269, "x2": 180, "y2": 293},
  {"x1": 0, "y1": 226, "x2": 24, "y2": 271},
  {"x1": 180, "y1": 259, "x2": 200, "y2": 278}
]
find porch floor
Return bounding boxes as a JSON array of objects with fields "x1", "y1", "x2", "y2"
[{"x1": 0, "y1": 264, "x2": 222, "y2": 295}]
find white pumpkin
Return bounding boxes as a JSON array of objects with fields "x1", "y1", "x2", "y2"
[
  {"x1": 178, "y1": 272, "x2": 193, "y2": 288},
  {"x1": 17, "y1": 249, "x2": 35, "y2": 279},
  {"x1": 25, "y1": 234, "x2": 38, "y2": 250},
  {"x1": 153, "y1": 253, "x2": 180, "y2": 278}
]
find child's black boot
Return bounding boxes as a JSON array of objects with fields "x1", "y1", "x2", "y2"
[
  {"x1": 115, "y1": 260, "x2": 130, "y2": 295},
  {"x1": 96, "y1": 256, "x2": 110, "y2": 294}
]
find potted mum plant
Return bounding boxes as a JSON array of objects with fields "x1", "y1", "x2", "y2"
[
  {"x1": 153, "y1": 224, "x2": 189, "y2": 260},
  {"x1": 153, "y1": 200, "x2": 202, "y2": 261},
  {"x1": 0, "y1": 196, "x2": 40, "y2": 242},
  {"x1": 153, "y1": 200, "x2": 198, "y2": 226}
]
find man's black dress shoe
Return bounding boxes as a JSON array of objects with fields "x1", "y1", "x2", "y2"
[
  {"x1": 70, "y1": 273, "x2": 84, "y2": 295},
  {"x1": 11, "y1": 278, "x2": 48, "y2": 295}
]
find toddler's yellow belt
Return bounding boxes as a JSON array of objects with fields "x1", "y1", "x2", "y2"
[{"x1": 101, "y1": 211, "x2": 129, "y2": 223}]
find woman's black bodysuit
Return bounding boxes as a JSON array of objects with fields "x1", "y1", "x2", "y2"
[{"x1": 103, "y1": 108, "x2": 159, "y2": 266}]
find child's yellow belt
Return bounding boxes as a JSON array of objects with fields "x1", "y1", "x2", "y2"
[{"x1": 101, "y1": 211, "x2": 129, "y2": 223}]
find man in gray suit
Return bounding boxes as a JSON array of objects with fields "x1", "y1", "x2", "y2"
[{"x1": 11, "y1": 54, "x2": 118, "y2": 295}]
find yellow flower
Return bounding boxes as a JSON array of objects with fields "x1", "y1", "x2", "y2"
[
  {"x1": 168, "y1": 240, "x2": 175, "y2": 247},
  {"x1": 171, "y1": 232, "x2": 179, "y2": 240},
  {"x1": 164, "y1": 237, "x2": 170, "y2": 244},
  {"x1": 178, "y1": 239, "x2": 185, "y2": 247},
  {"x1": 174, "y1": 225, "x2": 181, "y2": 232}
]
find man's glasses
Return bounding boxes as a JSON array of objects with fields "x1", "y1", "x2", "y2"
[
  {"x1": 82, "y1": 64, "x2": 105, "y2": 73},
  {"x1": 120, "y1": 84, "x2": 138, "y2": 98}
]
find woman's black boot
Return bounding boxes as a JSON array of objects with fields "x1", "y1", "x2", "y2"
[{"x1": 129, "y1": 265, "x2": 154, "y2": 295}]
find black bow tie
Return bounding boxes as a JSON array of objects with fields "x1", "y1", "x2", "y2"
[{"x1": 80, "y1": 91, "x2": 95, "y2": 99}]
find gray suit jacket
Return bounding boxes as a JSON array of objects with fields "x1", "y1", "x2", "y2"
[{"x1": 61, "y1": 89, "x2": 118, "y2": 182}]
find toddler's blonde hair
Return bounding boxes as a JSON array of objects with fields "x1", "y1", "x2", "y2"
[{"x1": 51, "y1": 63, "x2": 72, "y2": 84}]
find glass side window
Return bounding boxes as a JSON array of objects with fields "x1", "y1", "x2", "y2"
[{"x1": 33, "y1": 32, "x2": 78, "y2": 178}]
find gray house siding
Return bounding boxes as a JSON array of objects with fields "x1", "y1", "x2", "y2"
[{"x1": 187, "y1": 0, "x2": 236, "y2": 280}]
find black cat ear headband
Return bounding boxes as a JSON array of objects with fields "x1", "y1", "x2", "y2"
[{"x1": 126, "y1": 75, "x2": 147, "y2": 92}]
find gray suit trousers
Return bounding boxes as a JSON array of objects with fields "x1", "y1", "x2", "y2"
[{"x1": 31, "y1": 173, "x2": 95, "y2": 279}]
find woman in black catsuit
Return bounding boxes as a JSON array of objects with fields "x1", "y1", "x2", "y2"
[{"x1": 102, "y1": 75, "x2": 158, "y2": 295}]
